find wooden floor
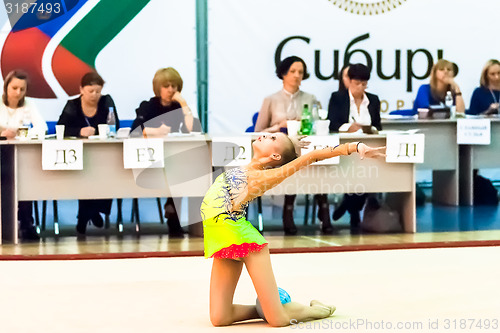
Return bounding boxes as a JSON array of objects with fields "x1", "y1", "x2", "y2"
[
  {"x1": 2, "y1": 201, "x2": 500, "y2": 259},
  {"x1": 2, "y1": 228, "x2": 500, "y2": 259},
  {"x1": 1, "y1": 247, "x2": 499, "y2": 332}
]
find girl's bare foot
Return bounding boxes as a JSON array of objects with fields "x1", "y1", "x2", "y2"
[{"x1": 310, "y1": 300, "x2": 336, "y2": 316}]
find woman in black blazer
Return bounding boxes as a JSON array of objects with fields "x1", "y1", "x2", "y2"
[
  {"x1": 327, "y1": 64, "x2": 382, "y2": 231},
  {"x1": 328, "y1": 64, "x2": 381, "y2": 133}
]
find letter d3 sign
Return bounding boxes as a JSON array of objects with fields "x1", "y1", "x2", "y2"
[{"x1": 42, "y1": 140, "x2": 84, "y2": 170}]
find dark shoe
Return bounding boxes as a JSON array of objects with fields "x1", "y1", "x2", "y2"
[
  {"x1": 332, "y1": 200, "x2": 347, "y2": 221},
  {"x1": 169, "y1": 230, "x2": 185, "y2": 238},
  {"x1": 350, "y1": 212, "x2": 362, "y2": 235},
  {"x1": 76, "y1": 218, "x2": 88, "y2": 234},
  {"x1": 167, "y1": 214, "x2": 184, "y2": 238},
  {"x1": 317, "y1": 202, "x2": 333, "y2": 234},
  {"x1": 91, "y1": 213, "x2": 104, "y2": 228},
  {"x1": 321, "y1": 222, "x2": 333, "y2": 235},
  {"x1": 20, "y1": 226, "x2": 40, "y2": 241},
  {"x1": 350, "y1": 225, "x2": 362, "y2": 235},
  {"x1": 282, "y1": 205, "x2": 297, "y2": 235},
  {"x1": 349, "y1": 211, "x2": 361, "y2": 228}
]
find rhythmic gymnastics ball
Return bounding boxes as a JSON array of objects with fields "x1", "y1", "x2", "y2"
[{"x1": 256, "y1": 287, "x2": 292, "y2": 321}]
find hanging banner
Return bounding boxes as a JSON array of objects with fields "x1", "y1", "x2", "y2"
[
  {"x1": 208, "y1": 0, "x2": 500, "y2": 134},
  {"x1": 0, "y1": 0, "x2": 197, "y2": 122}
]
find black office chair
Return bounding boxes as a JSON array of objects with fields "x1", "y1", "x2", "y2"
[{"x1": 126, "y1": 198, "x2": 164, "y2": 233}]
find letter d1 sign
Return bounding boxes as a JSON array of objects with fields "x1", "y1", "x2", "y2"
[{"x1": 386, "y1": 133, "x2": 425, "y2": 163}]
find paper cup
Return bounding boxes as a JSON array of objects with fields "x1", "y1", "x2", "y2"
[
  {"x1": 286, "y1": 120, "x2": 301, "y2": 136},
  {"x1": 98, "y1": 124, "x2": 109, "y2": 139},
  {"x1": 17, "y1": 126, "x2": 29, "y2": 140},
  {"x1": 55, "y1": 125, "x2": 65, "y2": 140},
  {"x1": 417, "y1": 108, "x2": 429, "y2": 119},
  {"x1": 315, "y1": 120, "x2": 330, "y2": 136}
]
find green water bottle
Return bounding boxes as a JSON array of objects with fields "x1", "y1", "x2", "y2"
[{"x1": 300, "y1": 104, "x2": 312, "y2": 135}]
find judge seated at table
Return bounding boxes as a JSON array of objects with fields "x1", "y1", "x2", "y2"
[
  {"x1": 57, "y1": 72, "x2": 120, "y2": 234},
  {"x1": 468, "y1": 59, "x2": 500, "y2": 116},
  {"x1": 130, "y1": 67, "x2": 196, "y2": 238},
  {"x1": 327, "y1": 63, "x2": 382, "y2": 231},
  {"x1": 0, "y1": 70, "x2": 47, "y2": 241},
  {"x1": 328, "y1": 63, "x2": 381, "y2": 134},
  {"x1": 412, "y1": 59, "x2": 465, "y2": 115},
  {"x1": 130, "y1": 67, "x2": 194, "y2": 138}
]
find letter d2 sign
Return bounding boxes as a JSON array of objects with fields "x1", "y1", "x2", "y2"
[
  {"x1": 123, "y1": 138, "x2": 164, "y2": 169},
  {"x1": 386, "y1": 133, "x2": 425, "y2": 163}
]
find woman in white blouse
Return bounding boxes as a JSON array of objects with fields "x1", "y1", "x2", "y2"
[
  {"x1": 0, "y1": 70, "x2": 47, "y2": 241},
  {"x1": 0, "y1": 70, "x2": 47, "y2": 138}
]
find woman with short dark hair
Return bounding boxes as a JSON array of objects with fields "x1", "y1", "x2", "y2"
[
  {"x1": 327, "y1": 63, "x2": 382, "y2": 230},
  {"x1": 328, "y1": 63, "x2": 381, "y2": 133},
  {"x1": 57, "y1": 72, "x2": 119, "y2": 234},
  {"x1": 57, "y1": 71, "x2": 119, "y2": 138},
  {"x1": 255, "y1": 56, "x2": 315, "y2": 133},
  {"x1": 255, "y1": 56, "x2": 333, "y2": 235}
]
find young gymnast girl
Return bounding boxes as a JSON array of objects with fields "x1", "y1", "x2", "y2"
[{"x1": 201, "y1": 133, "x2": 386, "y2": 327}]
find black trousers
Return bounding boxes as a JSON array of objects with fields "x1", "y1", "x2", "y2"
[
  {"x1": 18, "y1": 201, "x2": 34, "y2": 230},
  {"x1": 78, "y1": 199, "x2": 112, "y2": 220}
]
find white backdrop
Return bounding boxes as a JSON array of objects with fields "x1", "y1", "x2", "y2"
[
  {"x1": 0, "y1": 0, "x2": 198, "y2": 122},
  {"x1": 207, "y1": 0, "x2": 500, "y2": 134}
]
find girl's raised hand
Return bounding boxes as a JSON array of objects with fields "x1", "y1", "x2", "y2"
[{"x1": 357, "y1": 143, "x2": 386, "y2": 160}]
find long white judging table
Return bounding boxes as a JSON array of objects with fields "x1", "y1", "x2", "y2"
[
  {"x1": 381, "y1": 118, "x2": 461, "y2": 205},
  {"x1": 382, "y1": 117, "x2": 500, "y2": 206},
  {"x1": 460, "y1": 118, "x2": 500, "y2": 205},
  {"x1": 0, "y1": 135, "x2": 213, "y2": 244},
  {"x1": 1, "y1": 133, "x2": 418, "y2": 244}
]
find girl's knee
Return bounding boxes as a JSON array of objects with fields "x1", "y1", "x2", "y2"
[
  {"x1": 264, "y1": 311, "x2": 291, "y2": 327},
  {"x1": 210, "y1": 312, "x2": 233, "y2": 327},
  {"x1": 266, "y1": 315, "x2": 290, "y2": 327},
  {"x1": 210, "y1": 309, "x2": 234, "y2": 327}
]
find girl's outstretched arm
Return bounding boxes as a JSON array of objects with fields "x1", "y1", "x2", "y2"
[{"x1": 245, "y1": 142, "x2": 374, "y2": 202}]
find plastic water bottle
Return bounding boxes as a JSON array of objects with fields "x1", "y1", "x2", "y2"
[
  {"x1": 311, "y1": 102, "x2": 319, "y2": 121},
  {"x1": 311, "y1": 102, "x2": 319, "y2": 134},
  {"x1": 22, "y1": 110, "x2": 32, "y2": 128},
  {"x1": 445, "y1": 91, "x2": 455, "y2": 117},
  {"x1": 107, "y1": 107, "x2": 116, "y2": 137},
  {"x1": 20, "y1": 110, "x2": 32, "y2": 139},
  {"x1": 300, "y1": 104, "x2": 312, "y2": 135}
]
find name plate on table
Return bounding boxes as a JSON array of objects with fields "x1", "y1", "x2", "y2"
[
  {"x1": 457, "y1": 119, "x2": 491, "y2": 145},
  {"x1": 212, "y1": 137, "x2": 251, "y2": 166},
  {"x1": 42, "y1": 140, "x2": 83, "y2": 170},
  {"x1": 123, "y1": 138, "x2": 164, "y2": 169},
  {"x1": 386, "y1": 133, "x2": 425, "y2": 163},
  {"x1": 301, "y1": 135, "x2": 340, "y2": 165}
]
